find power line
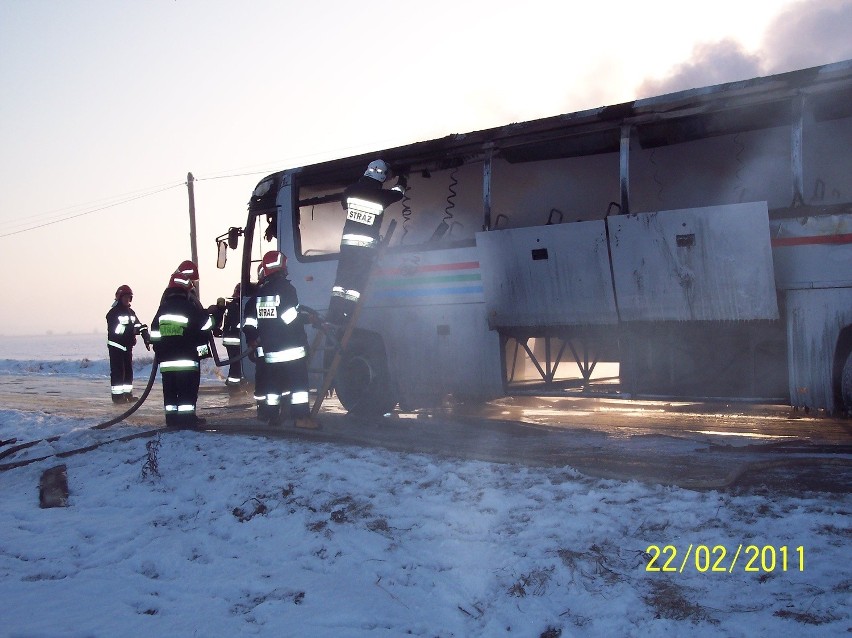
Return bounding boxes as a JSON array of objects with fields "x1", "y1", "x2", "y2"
[
  {"x1": 0, "y1": 182, "x2": 185, "y2": 239},
  {"x1": 1, "y1": 134, "x2": 417, "y2": 238}
]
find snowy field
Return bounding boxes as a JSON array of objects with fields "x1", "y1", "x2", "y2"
[{"x1": 0, "y1": 334, "x2": 849, "y2": 636}]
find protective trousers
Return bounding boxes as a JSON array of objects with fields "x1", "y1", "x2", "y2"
[
  {"x1": 108, "y1": 345, "x2": 134, "y2": 400},
  {"x1": 327, "y1": 244, "x2": 376, "y2": 325},
  {"x1": 225, "y1": 344, "x2": 243, "y2": 385},
  {"x1": 256, "y1": 358, "x2": 310, "y2": 421},
  {"x1": 161, "y1": 368, "x2": 201, "y2": 427}
]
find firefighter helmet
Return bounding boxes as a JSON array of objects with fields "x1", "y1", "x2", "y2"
[
  {"x1": 168, "y1": 271, "x2": 194, "y2": 291},
  {"x1": 115, "y1": 284, "x2": 133, "y2": 300},
  {"x1": 258, "y1": 250, "x2": 287, "y2": 281},
  {"x1": 176, "y1": 260, "x2": 199, "y2": 280},
  {"x1": 364, "y1": 159, "x2": 390, "y2": 183}
]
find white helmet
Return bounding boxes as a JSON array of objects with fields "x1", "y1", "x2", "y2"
[{"x1": 364, "y1": 159, "x2": 390, "y2": 183}]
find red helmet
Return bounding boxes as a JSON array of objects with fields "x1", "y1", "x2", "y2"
[
  {"x1": 168, "y1": 271, "x2": 194, "y2": 291},
  {"x1": 176, "y1": 260, "x2": 199, "y2": 280},
  {"x1": 115, "y1": 284, "x2": 133, "y2": 300},
  {"x1": 258, "y1": 250, "x2": 287, "y2": 281}
]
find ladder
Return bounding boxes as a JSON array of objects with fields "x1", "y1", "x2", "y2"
[
  {"x1": 306, "y1": 293, "x2": 366, "y2": 417},
  {"x1": 307, "y1": 219, "x2": 396, "y2": 417}
]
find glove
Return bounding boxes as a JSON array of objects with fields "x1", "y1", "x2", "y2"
[
  {"x1": 391, "y1": 174, "x2": 408, "y2": 193},
  {"x1": 197, "y1": 344, "x2": 211, "y2": 359},
  {"x1": 213, "y1": 329, "x2": 223, "y2": 338},
  {"x1": 142, "y1": 333, "x2": 152, "y2": 351}
]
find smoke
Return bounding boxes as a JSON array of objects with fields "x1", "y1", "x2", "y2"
[
  {"x1": 762, "y1": 0, "x2": 852, "y2": 73},
  {"x1": 637, "y1": 0, "x2": 852, "y2": 97}
]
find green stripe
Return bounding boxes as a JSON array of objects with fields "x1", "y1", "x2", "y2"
[{"x1": 375, "y1": 273, "x2": 481, "y2": 288}]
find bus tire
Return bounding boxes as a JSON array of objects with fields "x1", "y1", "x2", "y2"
[
  {"x1": 335, "y1": 329, "x2": 397, "y2": 416},
  {"x1": 842, "y1": 350, "x2": 852, "y2": 417}
]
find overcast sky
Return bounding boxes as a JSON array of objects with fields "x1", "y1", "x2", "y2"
[{"x1": 1, "y1": 0, "x2": 850, "y2": 336}]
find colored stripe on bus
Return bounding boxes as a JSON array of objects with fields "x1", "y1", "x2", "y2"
[
  {"x1": 373, "y1": 261, "x2": 481, "y2": 276},
  {"x1": 771, "y1": 233, "x2": 852, "y2": 247},
  {"x1": 373, "y1": 285, "x2": 484, "y2": 299},
  {"x1": 372, "y1": 261, "x2": 483, "y2": 299}
]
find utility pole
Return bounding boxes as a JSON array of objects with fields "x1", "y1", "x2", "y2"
[{"x1": 186, "y1": 172, "x2": 200, "y2": 298}]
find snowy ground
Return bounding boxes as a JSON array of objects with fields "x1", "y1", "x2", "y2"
[{"x1": 0, "y1": 335, "x2": 849, "y2": 636}]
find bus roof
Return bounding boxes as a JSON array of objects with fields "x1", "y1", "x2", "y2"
[{"x1": 263, "y1": 59, "x2": 852, "y2": 188}]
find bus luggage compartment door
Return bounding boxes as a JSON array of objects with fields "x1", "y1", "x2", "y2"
[
  {"x1": 476, "y1": 220, "x2": 619, "y2": 329},
  {"x1": 607, "y1": 201, "x2": 779, "y2": 321}
]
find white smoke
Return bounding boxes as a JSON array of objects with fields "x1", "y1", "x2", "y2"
[{"x1": 637, "y1": 0, "x2": 852, "y2": 97}]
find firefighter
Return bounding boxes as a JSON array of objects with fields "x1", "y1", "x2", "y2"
[
  {"x1": 150, "y1": 270, "x2": 214, "y2": 428},
  {"x1": 243, "y1": 250, "x2": 318, "y2": 429},
  {"x1": 326, "y1": 159, "x2": 404, "y2": 325},
  {"x1": 221, "y1": 283, "x2": 244, "y2": 388},
  {"x1": 164, "y1": 259, "x2": 203, "y2": 309},
  {"x1": 207, "y1": 297, "x2": 227, "y2": 337},
  {"x1": 105, "y1": 284, "x2": 151, "y2": 403},
  {"x1": 245, "y1": 269, "x2": 270, "y2": 414}
]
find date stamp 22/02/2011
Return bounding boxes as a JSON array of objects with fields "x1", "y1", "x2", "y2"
[{"x1": 644, "y1": 544, "x2": 805, "y2": 573}]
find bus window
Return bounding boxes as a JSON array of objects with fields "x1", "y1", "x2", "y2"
[
  {"x1": 297, "y1": 184, "x2": 345, "y2": 257},
  {"x1": 296, "y1": 161, "x2": 484, "y2": 258}
]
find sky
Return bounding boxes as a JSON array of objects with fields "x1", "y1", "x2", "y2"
[
  {"x1": 1, "y1": 0, "x2": 852, "y2": 336},
  {"x1": 0, "y1": 350, "x2": 849, "y2": 636}
]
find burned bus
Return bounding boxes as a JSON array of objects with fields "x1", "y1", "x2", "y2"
[{"x1": 219, "y1": 59, "x2": 852, "y2": 417}]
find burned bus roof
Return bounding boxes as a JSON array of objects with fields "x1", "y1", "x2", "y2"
[{"x1": 271, "y1": 59, "x2": 852, "y2": 188}]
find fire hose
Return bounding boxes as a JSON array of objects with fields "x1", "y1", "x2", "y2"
[{"x1": 0, "y1": 340, "x2": 259, "y2": 469}]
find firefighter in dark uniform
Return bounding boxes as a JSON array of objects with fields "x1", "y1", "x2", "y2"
[
  {"x1": 245, "y1": 266, "x2": 269, "y2": 413},
  {"x1": 106, "y1": 284, "x2": 151, "y2": 403},
  {"x1": 207, "y1": 297, "x2": 227, "y2": 337},
  {"x1": 243, "y1": 251, "x2": 318, "y2": 429},
  {"x1": 150, "y1": 271, "x2": 214, "y2": 428},
  {"x1": 326, "y1": 159, "x2": 404, "y2": 325},
  {"x1": 164, "y1": 260, "x2": 203, "y2": 309},
  {"x1": 221, "y1": 283, "x2": 244, "y2": 388}
]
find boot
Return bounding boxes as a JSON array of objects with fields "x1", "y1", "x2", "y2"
[
  {"x1": 294, "y1": 416, "x2": 320, "y2": 430},
  {"x1": 111, "y1": 394, "x2": 125, "y2": 404}
]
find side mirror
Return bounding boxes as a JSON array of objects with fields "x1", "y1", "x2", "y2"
[
  {"x1": 228, "y1": 227, "x2": 241, "y2": 250},
  {"x1": 216, "y1": 240, "x2": 228, "y2": 269}
]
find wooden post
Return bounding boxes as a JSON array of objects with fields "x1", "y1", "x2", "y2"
[{"x1": 187, "y1": 172, "x2": 200, "y2": 297}]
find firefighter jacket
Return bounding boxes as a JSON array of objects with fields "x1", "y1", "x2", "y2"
[
  {"x1": 206, "y1": 301, "x2": 226, "y2": 337},
  {"x1": 221, "y1": 296, "x2": 242, "y2": 348},
  {"x1": 339, "y1": 176, "x2": 404, "y2": 249},
  {"x1": 150, "y1": 288, "x2": 214, "y2": 372},
  {"x1": 106, "y1": 303, "x2": 150, "y2": 351},
  {"x1": 242, "y1": 272, "x2": 307, "y2": 364}
]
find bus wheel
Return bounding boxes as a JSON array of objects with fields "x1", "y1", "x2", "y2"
[
  {"x1": 335, "y1": 330, "x2": 397, "y2": 416},
  {"x1": 842, "y1": 351, "x2": 852, "y2": 417}
]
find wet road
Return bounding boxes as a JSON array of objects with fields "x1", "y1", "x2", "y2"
[{"x1": 2, "y1": 374, "x2": 850, "y2": 491}]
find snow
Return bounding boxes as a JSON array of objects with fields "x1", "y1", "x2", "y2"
[{"x1": 0, "y1": 334, "x2": 849, "y2": 636}]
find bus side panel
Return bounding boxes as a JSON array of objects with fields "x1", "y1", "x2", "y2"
[
  {"x1": 476, "y1": 221, "x2": 618, "y2": 329},
  {"x1": 771, "y1": 214, "x2": 852, "y2": 289},
  {"x1": 786, "y1": 287, "x2": 852, "y2": 412},
  {"x1": 365, "y1": 302, "x2": 503, "y2": 408},
  {"x1": 609, "y1": 202, "x2": 779, "y2": 321},
  {"x1": 361, "y1": 246, "x2": 503, "y2": 407}
]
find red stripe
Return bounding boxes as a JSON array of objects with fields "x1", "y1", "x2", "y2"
[
  {"x1": 375, "y1": 261, "x2": 480, "y2": 276},
  {"x1": 771, "y1": 233, "x2": 852, "y2": 247}
]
